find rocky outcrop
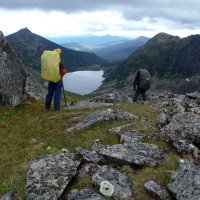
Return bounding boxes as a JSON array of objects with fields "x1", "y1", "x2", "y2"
[
  {"x1": 92, "y1": 165, "x2": 134, "y2": 199},
  {"x1": 0, "y1": 31, "x2": 43, "y2": 107},
  {"x1": 155, "y1": 92, "x2": 200, "y2": 156},
  {"x1": 66, "y1": 189, "x2": 105, "y2": 200},
  {"x1": 67, "y1": 108, "x2": 138, "y2": 132},
  {"x1": 144, "y1": 180, "x2": 172, "y2": 200},
  {"x1": 26, "y1": 149, "x2": 80, "y2": 200},
  {"x1": 168, "y1": 160, "x2": 200, "y2": 200}
]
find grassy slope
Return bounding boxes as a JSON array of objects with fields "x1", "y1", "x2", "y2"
[{"x1": 0, "y1": 95, "x2": 180, "y2": 200}]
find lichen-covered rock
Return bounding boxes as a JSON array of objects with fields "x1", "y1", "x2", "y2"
[
  {"x1": 168, "y1": 160, "x2": 200, "y2": 200},
  {"x1": 89, "y1": 92, "x2": 131, "y2": 103},
  {"x1": 66, "y1": 189, "x2": 105, "y2": 200},
  {"x1": 67, "y1": 109, "x2": 138, "y2": 132},
  {"x1": 26, "y1": 149, "x2": 80, "y2": 200},
  {"x1": 120, "y1": 130, "x2": 145, "y2": 144},
  {"x1": 66, "y1": 101, "x2": 112, "y2": 110},
  {"x1": 0, "y1": 190, "x2": 15, "y2": 200},
  {"x1": 76, "y1": 147, "x2": 106, "y2": 164},
  {"x1": 92, "y1": 165, "x2": 134, "y2": 199},
  {"x1": 0, "y1": 31, "x2": 26, "y2": 106},
  {"x1": 24, "y1": 72, "x2": 44, "y2": 100},
  {"x1": 157, "y1": 109, "x2": 170, "y2": 129},
  {"x1": 144, "y1": 180, "x2": 172, "y2": 200},
  {"x1": 98, "y1": 142, "x2": 167, "y2": 167}
]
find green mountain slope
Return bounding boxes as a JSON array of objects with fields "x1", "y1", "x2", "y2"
[{"x1": 106, "y1": 32, "x2": 200, "y2": 83}]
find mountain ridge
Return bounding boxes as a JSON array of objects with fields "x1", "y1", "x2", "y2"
[
  {"x1": 105, "y1": 32, "x2": 200, "y2": 84},
  {"x1": 6, "y1": 28, "x2": 107, "y2": 73}
]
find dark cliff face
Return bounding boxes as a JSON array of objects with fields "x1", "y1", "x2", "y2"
[
  {"x1": 0, "y1": 31, "x2": 27, "y2": 106},
  {"x1": 106, "y1": 32, "x2": 200, "y2": 83},
  {"x1": 6, "y1": 28, "x2": 107, "y2": 72}
]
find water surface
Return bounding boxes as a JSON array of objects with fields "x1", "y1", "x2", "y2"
[{"x1": 62, "y1": 70, "x2": 104, "y2": 95}]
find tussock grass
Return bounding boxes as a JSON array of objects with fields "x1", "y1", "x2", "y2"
[{"x1": 0, "y1": 97, "x2": 180, "y2": 200}]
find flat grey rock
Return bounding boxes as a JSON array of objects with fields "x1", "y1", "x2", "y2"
[
  {"x1": 67, "y1": 108, "x2": 138, "y2": 132},
  {"x1": 26, "y1": 149, "x2": 80, "y2": 200},
  {"x1": 99, "y1": 142, "x2": 167, "y2": 167}
]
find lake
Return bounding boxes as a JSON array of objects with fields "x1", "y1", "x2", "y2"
[{"x1": 62, "y1": 70, "x2": 104, "y2": 95}]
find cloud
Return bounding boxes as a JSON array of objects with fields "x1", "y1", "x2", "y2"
[
  {"x1": 1, "y1": 0, "x2": 200, "y2": 28},
  {"x1": 1, "y1": 0, "x2": 200, "y2": 38}
]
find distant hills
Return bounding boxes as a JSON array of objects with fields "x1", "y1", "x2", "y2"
[
  {"x1": 6, "y1": 28, "x2": 107, "y2": 73},
  {"x1": 47, "y1": 35, "x2": 128, "y2": 46},
  {"x1": 61, "y1": 36, "x2": 149, "y2": 62},
  {"x1": 106, "y1": 32, "x2": 200, "y2": 84}
]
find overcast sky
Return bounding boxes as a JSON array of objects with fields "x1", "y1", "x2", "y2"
[{"x1": 1, "y1": 0, "x2": 200, "y2": 38}]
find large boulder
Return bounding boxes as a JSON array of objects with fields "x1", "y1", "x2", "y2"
[
  {"x1": 168, "y1": 160, "x2": 200, "y2": 200},
  {"x1": 0, "y1": 31, "x2": 43, "y2": 107},
  {"x1": 25, "y1": 149, "x2": 80, "y2": 200}
]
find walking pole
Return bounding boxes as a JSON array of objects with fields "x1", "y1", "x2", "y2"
[{"x1": 62, "y1": 79, "x2": 67, "y2": 107}]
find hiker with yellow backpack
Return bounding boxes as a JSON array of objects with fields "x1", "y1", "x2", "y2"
[{"x1": 41, "y1": 48, "x2": 66, "y2": 111}]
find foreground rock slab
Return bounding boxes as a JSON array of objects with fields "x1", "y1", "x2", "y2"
[
  {"x1": 26, "y1": 149, "x2": 80, "y2": 200},
  {"x1": 92, "y1": 165, "x2": 133, "y2": 199},
  {"x1": 66, "y1": 189, "x2": 105, "y2": 200},
  {"x1": 144, "y1": 180, "x2": 172, "y2": 200},
  {"x1": 168, "y1": 160, "x2": 200, "y2": 200},
  {"x1": 67, "y1": 108, "x2": 138, "y2": 132},
  {"x1": 96, "y1": 142, "x2": 167, "y2": 167}
]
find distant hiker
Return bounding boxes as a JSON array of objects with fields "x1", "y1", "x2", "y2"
[
  {"x1": 41, "y1": 48, "x2": 66, "y2": 110},
  {"x1": 133, "y1": 69, "x2": 150, "y2": 102}
]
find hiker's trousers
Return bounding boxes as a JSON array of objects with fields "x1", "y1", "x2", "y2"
[{"x1": 45, "y1": 80, "x2": 63, "y2": 110}]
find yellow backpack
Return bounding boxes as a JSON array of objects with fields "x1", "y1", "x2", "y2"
[{"x1": 41, "y1": 49, "x2": 61, "y2": 83}]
